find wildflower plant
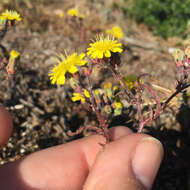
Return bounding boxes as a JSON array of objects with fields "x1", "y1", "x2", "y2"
[
  {"x1": 49, "y1": 33, "x2": 190, "y2": 142},
  {"x1": 0, "y1": 10, "x2": 21, "y2": 76},
  {"x1": 66, "y1": 8, "x2": 86, "y2": 41},
  {"x1": 6, "y1": 50, "x2": 20, "y2": 75}
]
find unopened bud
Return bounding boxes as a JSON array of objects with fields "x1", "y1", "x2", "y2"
[{"x1": 104, "y1": 105, "x2": 112, "y2": 114}]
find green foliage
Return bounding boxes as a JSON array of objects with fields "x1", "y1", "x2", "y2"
[{"x1": 123, "y1": 0, "x2": 190, "y2": 38}]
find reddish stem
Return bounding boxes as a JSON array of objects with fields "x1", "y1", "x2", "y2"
[
  {"x1": 87, "y1": 75, "x2": 110, "y2": 141},
  {"x1": 109, "y1": 65, "x2": 136, "y2": 102},
  {"x1": 136, "y1": 82, "x2": 162, "y2": 132}
]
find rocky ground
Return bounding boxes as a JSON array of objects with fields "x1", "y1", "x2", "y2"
[{"x1": 0, "y1": 0, "x2": 190, "y2": 189}]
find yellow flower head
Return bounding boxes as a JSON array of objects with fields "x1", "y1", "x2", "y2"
[
  {"x1": 1, "y1": 10, "x2": 21, "y2": 21},
  {"x1": 94, "y1": 89, "x2": 100, "y2": 96},
  {"x1": 72, "y1": 92, "x2": 85, "y2": 103},
  {"x1": 113, "y1": 85, "x2": 119, "y2": 92},
  {"x1": 72, "y1": 89, "x2": 90, "y2": 103},
  {"x1": 123, "y1": 75, "x2": 143, "y2": 90},
  {"x1": 106, "y1": 26, "x2": 123, "y2": 39},
  {"x1": 67, "y1": 8, "x2": 85, "y2": 19},
  {"x1": 123, "y1": 75, "x2": 137, "y2": 89},
  {"x1": 67, "y1": 8, "x2": 79, "y2": 17},
  {"x1": 10, "y1": 50, "x2": 20, "y2": 59},
  {"x1": 49, "y1": 52, "x2": 87, "y2": 85},
  {"x1": 83, "y1": 89, "x2": 90, "y2": 98},
  {"x1": 114, "y1": 101, "x2": 123, "y2": 109},
  {"x1": 113, "y1": 101, "x2": 123, "y2": 116},
  {"x1": 87, "y1": 35, "x2": 123, "y2": 59}
]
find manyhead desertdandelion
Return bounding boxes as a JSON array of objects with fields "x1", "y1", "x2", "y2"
[
  {"x1": 1, "y1": 10, "x2": 21, "y2": 21},
  {"x1": 72, "y1": 89, "x2": 90, "y2": 103},
  {"x1": 67, "y1": 8, "x2": 85, "y2": 19},
  {"x1": 49, "y1": 52, "x2": 87, "y2": 85},
  {"x1": 87, "y1": 35, "x2": 123, "y2": 59},
  {"x1": 10, "y1": 50, "x2": 20, "y2": 59},
  {"x1": 6, "y1": 50, "x2": 20, "y2": 75}
]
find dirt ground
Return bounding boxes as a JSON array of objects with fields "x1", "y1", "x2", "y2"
[{"x1": 0, "y1": 0, "x2": 190, "y2": 189}]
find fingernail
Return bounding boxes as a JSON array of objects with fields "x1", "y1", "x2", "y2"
[{"x1": 132, "y1": 137, "x2": 164, "y2": 189}]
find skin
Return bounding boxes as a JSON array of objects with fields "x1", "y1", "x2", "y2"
[{"x1": 0, "y1": 105, "x2": 164, "y2": 190}]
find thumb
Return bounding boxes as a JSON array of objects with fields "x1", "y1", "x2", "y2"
[
  {"x1": 84, "y1": 133, "x2": 163, "y2": 190},
  {"x1": 0, "y1": 105, "x2": 13, "y2": 147}
]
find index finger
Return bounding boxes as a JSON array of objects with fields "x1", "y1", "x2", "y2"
[{"x1": 0, "y1": 105, "x2": 13, "y2": 147}]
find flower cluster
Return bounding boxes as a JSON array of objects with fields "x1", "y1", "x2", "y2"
[
  {"x1": 103, "y1": 82, "x2": 123, "y2": 116},
  {"x1": 48, "y1": 27, "x2": 190, "y2": 141},
  {"x1": 123, "y1": 75, "x2": 137, "y2": 90},
  {"x1": 50, "y1": 35, "x2": 123, "y2": 86},
  {"x1": 55, "y1": 8, "x2": 85, "y2": 19},
  {"x1": 49, "y1": 34, "x2": 124, "y2": 140}
]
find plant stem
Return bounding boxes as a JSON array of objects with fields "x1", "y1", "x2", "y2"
[
  {"x1": 87, "y1": 75, "x2": 110, "y2": 141},
  {"x1": 0, "y1": 21, "x2": 8, "y2": 41},
  {"x1": 110, "y1": 65, "x2": 136, "y2": 102},
  {"x1": 137, "y1": 82, "x2": 162, "y2": 132},
  {"x1": 162, "y1": 83, "x2": 190, "y2": 109}
]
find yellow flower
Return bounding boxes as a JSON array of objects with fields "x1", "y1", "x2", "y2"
[
  {"x1": 83, "y1": 89, "x2": 90, "y2": 98},
  {"x1": 67, "y1": 8, "x2": 85, "y2": 19},
  {"x1": 10, "y1": 50, "x2": 20, "y2": 59},
  {"x1": 123, "y1": 75, "x2": 137, "y2": 89},
  {"x1": 106, "y1": 26, "x2": 123, "y2": 39},
  {"x1": 1, "y1": 10, "x2": 21, "y2": 21},
  {"x1": 113, "y1": 101, "x2": 123, "y2": 116},
  {"x1": 94, "y1": 89, "x2": 100, "y2": 96},
  {"x1": 72, "y1": 92, "x2": 85, "y2": 103},
  {"x1": 123, "y1": 75, "x2": 143, "y2": 89},
  {"x1": 114, "y1": 101, "x2": 123, "y2": 109},
  {"x1": 67, "y1": 8, "x2": 79, "y2": 17},
  {"x1": 72, "y1": 89, "x2": 90, "y2": 103},
  {"x1": 113, "y1": 85, "x2": 119, "y2": 92},
  {"x1": 87, "y1": 35, "x2": 123, "y2": 59},
  {"x1": 49, "y1": 52, "x2": 87, "y2": 85}
]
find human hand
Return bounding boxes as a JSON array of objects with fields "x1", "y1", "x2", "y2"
[{"x1": 0, "y1": 105, "x2": 163, "y2": 190}]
